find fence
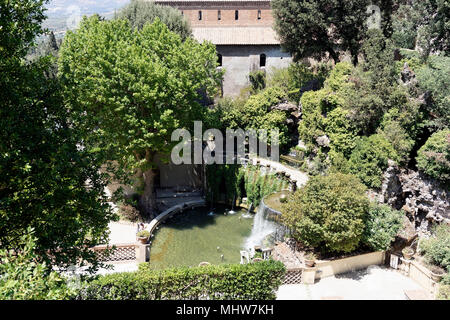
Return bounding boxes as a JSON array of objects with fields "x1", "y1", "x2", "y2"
[
  {"x1": 283, "y1": 267, "x2": 303, "y2": 284},
  {"x1": 91, "y1": 243, "x2": 149, "y2": 263}
]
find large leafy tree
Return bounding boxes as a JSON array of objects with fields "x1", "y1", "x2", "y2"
[
  {"x1": 0, "y1": 0, "x2": 115, "y2": 272},
  {"x1": 281, "y1": 173, "x2": 369, "y2": 253},
  {"x1": 392, "y1": 0, "x2": 450, "y2": 58},
  {"x1": 59, "y1": 16, "x2": 222, "y2": 218},
  {"x1": 115, "y1": 0, "x2": 192, "y2": 40},
  {"x1": 272, "y1": 0, "x2": 401, "y2": 64},
  {"x1": 272, "y1": 0, "x2": 372, "y2": 64}
]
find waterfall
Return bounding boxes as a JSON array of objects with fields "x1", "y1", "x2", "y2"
[{"x1": 244, "y1": 204, "x2": 277, "y2": 250}]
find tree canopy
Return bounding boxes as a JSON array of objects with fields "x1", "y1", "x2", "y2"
[
  {"x1": 282, "y1": 173, "x2": 369, "y2": 253},
  {"x1": 272, "y1": 0, "x2": 373, "y2": 64},
  {"x1": 0, "y1": 0, "x2": 115, "y2": 272},
  {"x1": 59, "y1": 16, "x2": 222, "y2": 218},
  {"x1": 115, "y1": 0, "x2": 192, "y2": 40}
]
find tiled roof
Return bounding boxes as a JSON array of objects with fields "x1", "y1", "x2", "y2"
[{"x1": 192, "y1": 26, "x2": 280, "y2": 45}]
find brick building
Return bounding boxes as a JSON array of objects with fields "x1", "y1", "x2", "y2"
[{"x1": 153, "y1": 0, "x2": 292, "y2": 96}]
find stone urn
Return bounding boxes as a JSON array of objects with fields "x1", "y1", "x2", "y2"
[
  {"x1": 198, "y1": 262, "x2": 211, "y2": 267},
  {"x1": 304, "y1": 253, "x2": 317, "y2": 268},
  {"x1": 137, "y1": 230, "x2": 150, "y2": 244},
  {"x1": 402, "y1": 247, "x2": 414, "y2": 260},
  {"x1": 430, "y1": 268, "x2": 444, "y2": 282}
]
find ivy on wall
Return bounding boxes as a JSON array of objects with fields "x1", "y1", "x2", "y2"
[{"x1": 206, "y1": 164, "x2": 288, "y2": 207}]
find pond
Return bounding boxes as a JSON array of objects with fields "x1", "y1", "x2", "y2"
[{"x1": 148, "y1": 205, "x2": 254, "y2": 269}]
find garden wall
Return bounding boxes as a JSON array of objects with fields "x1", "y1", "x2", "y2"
[{"x1": 301, "y1": 251, "x2": 385, "y2": 284}]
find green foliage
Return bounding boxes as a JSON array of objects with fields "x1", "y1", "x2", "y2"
[
  {"x1": 348, "y1": 134, "x2": 398, "y2": 188},
  {"x1": 115, "y1": 0, "x2": 192, "y2": 40},
  {"x1": 438, "y1": 283, "x2": 450, "y2": 300},
  {"x1": 416, "y1": 129, "x2": 450, "y2": 184},
  {"x1": 325, "y1": 107, "x2": 358, "y2": 158},
  {"x1": 77, "y1": 260, "x2": 286, "y2": 300},
  {"x1": 419, "y1": 224, "x2": 450, "y2": 270},
  {"x1": 362, "y1": 203, "x2": 403, "y2": 251},
  {"x1": 282, "y1": 173, "x2": 369, "y2": 253},
  {"x1": 0, "y1": 229, "x2": 73, "y2": 300},
  {"x1": 298, "y1": 62, "x2": 353, "y2": 153},
  {"x1": 59, "y1": 16, "x2": 222, "y2": 216},
  {"x1": 377, "y1": 119, "x2": 415, "y2": 165},
  {"x1": 0, "y1": 0, "x2": 47, "y2": 60},
  {"x1": 267, "y1": 62, "x2": 327, "y2": 103},
  {"x1": 272, "y1": 0, "x2": 374, "y2": 64},
  {"x1": 0, "y1": 0, "x2": 115, "y2": 271},
  {"x1": 243, "y1": 167, "x2": 287, "y2": 207},
  {"x1": 222, "y1": 87, "x2": 289, "y2": 148},
  {"x1": 206, "y1": 165, "x2": 287, "y2": 207},
  {"x1": 391, "y1": 3, "x2": 423, "y2": 49},
  {"x1": 416, "y1": 55, "x2": 450, "y2": 130},
  {"x1": 438, "y1": 272, "x2": 450, "y2": 300},
  {"x1": 248, "y1": 70, "x2": 267, "y2": 93}
]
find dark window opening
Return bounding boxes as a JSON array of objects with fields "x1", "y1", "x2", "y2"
[
  {"x1": 235, "y1": 10, "x2": 239, "y2": 20},
  {"x1": 260, "y1": 54, "x2": 266, "y2": 68},
  {"x1": 198, "y1": 11, "x2": 202, "y2": 20},
  {"x1": 217, "y1": 54, "x2": 223, "y2": 67},
  {"x1": 218, "y1": 10, "x2": 221, "y2": 20},
  {"x1": 257, "y1": 10, "x2": 261, "y2": 20},
  {"x1": 181, "y1": 11, "x2": 184, "y2": 16}
]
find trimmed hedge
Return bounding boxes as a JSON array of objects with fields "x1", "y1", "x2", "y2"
[{"x1": 76, "y1": 260, "x2": 286, "y2": 300}]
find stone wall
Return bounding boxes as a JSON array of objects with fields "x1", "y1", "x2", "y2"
[
  {"x1": 377, "y1": 161, "x2": 449, "y2": 235},
  {"x1": 218, "y1": 45, "x2": 292, "y2": 96}
]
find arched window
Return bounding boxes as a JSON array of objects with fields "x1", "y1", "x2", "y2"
[
  {"x1": 257, "y1": 10, "x2": 262, "y2": 20},
  {"x1": 260, "y1": 54, "x2": 266, "y2": 68},
  {"x1": 198, "y1": 10, "x2": 202, "y2": 20},
  {"x1": 218, "y1": 10, "x2": 221, "y2": 20},
  {"x1": 217, "y1": 54, "x2": 223, "y2": 67},
  {"x1": 235, "y1": 10, "x2": 239, "y2": 20}
]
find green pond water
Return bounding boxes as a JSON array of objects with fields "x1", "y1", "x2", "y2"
[{"x1": 148, "y1": 206, "x2": 254, "y2": 269}]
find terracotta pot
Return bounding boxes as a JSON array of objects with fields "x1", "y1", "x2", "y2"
[
  {"x1": 305, "y1": 259, "x2": 315, "y2": 267},
  {"x1": 138, "y1": 236, "x2": 149, "y2": 244},
  {"x1": 253, "y1": 258, "x2": 263, "y2": 262}
]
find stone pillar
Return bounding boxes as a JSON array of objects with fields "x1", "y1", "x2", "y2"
[
  {"x1": 302, "y1": 267, "x2": 316, "y2": 285},
  {"x1": 136, "y1": 244, "x2": 150, "y2": 263}
]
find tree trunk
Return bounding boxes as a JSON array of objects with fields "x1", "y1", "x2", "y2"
[
  {"x1": 328, "y1": 48, "x2": 340, "y2": 64},
  {"x1": 138, "y1": 168, "x2": 157, "y2": 220}
]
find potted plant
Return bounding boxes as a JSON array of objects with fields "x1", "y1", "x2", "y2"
[
  {"x1": 304, "y1": 252, "x2": 317, "y2": 267},
  {"x1": 402, "y1": 247, "x2": 414, "y2": 260},
  {"x1": 429, "y1": 265, "x2": 445, "y2": 282},
  {"x1": 137, "y1": 230, "x2": 150, "y2": 244}
]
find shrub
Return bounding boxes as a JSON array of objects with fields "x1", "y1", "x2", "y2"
[
  {"x1": 377, "y1": 119, "x2": 415, "y2": 165},
  {"x1": 416, "y1": 55, "x2": 450, "y2": 130},
  {"x1": 249, "y1": 70, "x2": 266, "y2": 93},
  {"x1": 419, "y1": 224, "x2": 450, "y2": 270},
  {"x1": 325, "y1": 107, "x2": 358, "y2": 158},
  {"x1": 416, "y1": 129, "x2": 450, "y2": 184},
  {"x1": 362, "y1": 203, "x2": 403, "y2": 251},
  {"x1": 438, "y1": 284, "x2": 450, "y2": 300},
  {"x1": 281, "y1": 173, "x2": 369, "y2": 253},
  {"x1": 76, "y1": 260, "x2": 286, "y2": 300},
  {"x1": 115, "y1": 0, "x2": 192, "y2": 40},
  {"x1": 0, "y1": 230, "x2": 73, "y2": 300},
  {"x1": 348, "y1": 134, "x2": 398, "y2": 189},
  {"x1": 223, "y1": 87, "x2": 289, "y2": 148},
  {"x1": 137, "y1": 230, "x2": 150, "y2": 238}
]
